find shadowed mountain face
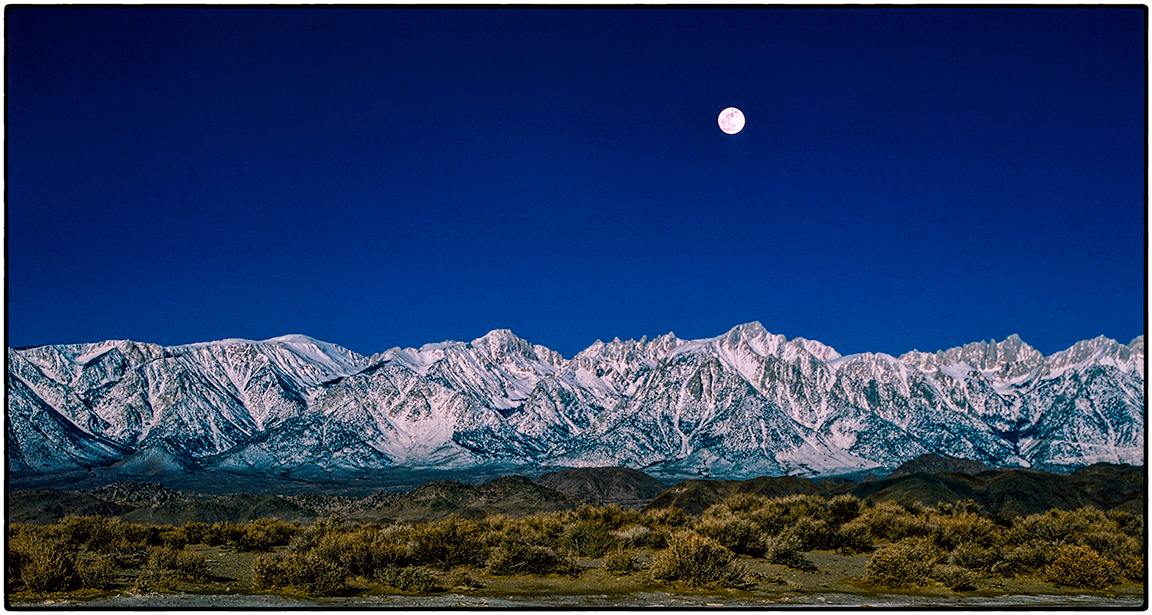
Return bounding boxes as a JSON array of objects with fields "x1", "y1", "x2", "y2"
[
  {"x1": 7, "y1": 327, "x2": 1144, "y2": 479},
  {"x1": 642, "y1": 463, "x2": 1143, "y2": 519},
  {"x1": 534, "y1": 467, "x2": 671, "y2": 508},
  {"x1": 887, "y1": 453, "x2": 991, "y2": 479},
  {"x1": 6, "y1": 463, "x2": 1142, "y2": 526},
  {"x1": 8, "y1": 475, "x2": 579, "y2": 526}
]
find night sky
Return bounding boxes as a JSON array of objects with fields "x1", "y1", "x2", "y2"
[{"x1": 6, "y1": 8, "x2": 1146, "y2": 359}]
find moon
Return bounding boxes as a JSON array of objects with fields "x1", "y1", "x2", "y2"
[{"x1": 718, "y1": 107, "x2": 745, "y2": 134}]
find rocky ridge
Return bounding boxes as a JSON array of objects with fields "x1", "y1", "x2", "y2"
[{"x1": 7, "y1": 325, "x2": 1145, "y2": 478}]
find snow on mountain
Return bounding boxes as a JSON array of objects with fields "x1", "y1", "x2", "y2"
[{"x1": 7, "y1": 327, "x2": 1145, "y2": 478}]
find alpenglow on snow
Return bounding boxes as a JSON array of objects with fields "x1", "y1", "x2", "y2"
[{"x1": 7, "y1": 324, "x2": 1144, "y2": 478}]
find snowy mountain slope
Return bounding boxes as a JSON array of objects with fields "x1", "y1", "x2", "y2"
[{"x1": 6, "y1": 325, "x2": 1145, "y2": 477}]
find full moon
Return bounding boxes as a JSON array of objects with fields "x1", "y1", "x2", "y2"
[{"x1": 718, "y1": 107, "x2": 745, "y2": 134}]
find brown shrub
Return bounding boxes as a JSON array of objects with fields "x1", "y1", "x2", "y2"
[
  {"x1": 251, "y1": 552, "x2": 347, "y2": 596},
  {"x1": 747, "y1": 495, "x2": 829, "y2": 536},
  {"x1": 649, "y1": 531, "x2": 750, "y2": 589},
  {"x1": 19, "y1": 539, "x2": 77, "y2": 593},
  {"x1": 949, "y1": 542, "x2": 1001, "y2": 573},
  {"x1": 834, "y1": 519, "x2": 874, "y2": 554},
  {"x1": 1043, "y1": 545, "x2": 1121, "y2": 590},
  {"x1": 725, "y1": 493, "x2": 770, "y2": 515},
  {"x1": 930, "y1": 513, "x2": 1002, "y2": 551},
  {"x1": 930, "y1": 564, "x2": 976, "y2": 591},
  {"x1": 409, "y1": 517, "x2": 485, "y2": 569},
  {"x1": 568, "y1": 504, "x2": 643, "y2": 531},
  {"x1": 764, "y1": 533, "x2": 817, "y2": 572},
  {"x1": 865, "y1": 538, "x2": 938, "y2": 588},
  {"x1": 857, "y1": 502, "x2": 932, "y2": 542},
  {"x1": 828, "y1": 494, "x2": 863, "y2": 525},
  {"x1": 486, "y1": 541, "x2": 579, "y2": 577},
  {"x1": 237, "y1": 518, "x2": 301, "y2": 552},
  {"x1": 1077, "y1": 531, "x2": 1141, "y2": 564},
  {"x1": 603, "y1": 547, "x2": 643, "y2": 574},
  {"x1": 1117, "y1": 553, "x2": 1145, "y2": 583},
  {"x1": 76, "y1": 555, "x2": 117, "y2": 590},
  {"x1": 695, "y1": 514, "x2": 766, "y2": 556},
  {"x1": 561, "y1": 519, "x2": 619, "y2": 558},
  {"x1": 644, "y1": 507, "x2": 690, "y2": 529},
  {"x1": 1007, "y1": 507, "x2": 1115, "y2": 547},
  {"x1": 779, "y1": 516, "x2": 838, "y2": 552},
  {"x1": 312, "y1": 527, "x2": 411, "y2": 578},
  {"x1": 60, "y1": 515, "x2": 116, "y2": 552},
  {"x1": 1002, "y1": 541, "x2": 1056, "y2": 574},
  {"x1": 1108, "y1": 510, "x2": 1144, "y2": 539},
  {"x1": 376, "y1": 565, "x2": 440, "y2": 593}
]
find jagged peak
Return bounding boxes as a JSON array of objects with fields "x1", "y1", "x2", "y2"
[
  {"x1": 900, "y1": 335, "x2": 1042, "y2": 377},
  {"x1": 1048, "y1": 334, "x2": 1131, "y2": 367},
  {"x1": 468, "y1": 328, "x2": 550, "y2": 363}
]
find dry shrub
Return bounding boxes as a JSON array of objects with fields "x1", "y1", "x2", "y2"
[
  {"x1": 60, "y1": 515, "x2": 116, "y2": 552},
  {"x1": 132, "y1": 569, "x2": 179, "y2": 592},
  {"x1": 695, "y1": 514, "x2": 766, "y2": 556},
  {"x1": 237, "y1": 518, "x2": 301, "y2": 552},
  {"x1": 251, "y1": 551, "x2": 347, "y2": 596},
  {"x1": 779, "y1": 516, "x2": 837, "y2": 552},
  {"x1": 649, "y1": 531, "x2": 749, "y2": 589},
  {"x1": 1043, "y1": 545, "x2": 1121, "y2": 590},
  {"x1": 834, "y1": 519, "x2": 874, "y2": 554},
  {"x1": 1117, "y1": 553, "x2": 1144, "y2": 583},
  {"x1": 158, "y1": 528, "x2": 188, "y2": 550},
  {"x1": 1002, "y1": 541, "x2": 1055, "y2": 574},
  {"x1": 953, "y1": 499, "x2": 984, "y2": 516},
  {"x1": 409, "y1": 517, "x2": 485, "y2": 569},
  {"x1": 603, "y1": 547, "x2": 642, "y2": 574},
  {"x1": 203, "y1": 521, "x2": 245, "y2": 548},
  {"x1": 145, "y1": 545, "x2": 210, "y2": 583},
  {"x1": 569, "y1": 504, "x2": 643, "y2": 531},
  {"x1": 930, "y1": 513, "x2": 1002, "y2": 551},
  {"x1": 175, "y1": 522, "x2": 211, "y2": 546},
  {"x1": 930, "y1": 564, "x2": 976, "y2": 590},
  {"x1": 857, "y1": 502, "x2": 932, "y2": 542},
  {"x1": 175, "y1": 550, "x2": 211, "y2": 583},
  {"x1": 561, "y1": 519, "x2": 619, "y2": 558},
  {"x1": 18, "y1": 538, "x2": 77, "y2": 593},
  {"x1": 725, "y1": 493, "x2": 770, "y2": 515},
  {"x1": 747, "y1": 495, "x2": 829, "y2": 536},
  {"x1": 828, "y1": 494, "x2": 863, "y2": 525},
  {"x1": 376, "y1": 565, "x2": 440, "y2": 593},
  {"x1": 516, "y1": 513, "x2": 567, "y2": 545},
  {"x1": 644, "y1": 506, "x2": 690, "y2": 529},
  {"x1": 313, "y1": 527, "x2": 410, "y2": 578},
  {"x1": 1007, "y1": 507, "x2": 1114, "y2": 547},
  {"x1": 487, "y1": 541, "x2": 579, "y2": 577},
  {"x1": 289, "y1": 516, "x2": 350, "y2": 553},
  {"x1": 147, "y1": 545, "x2": 180, "y2": 572},
  {"x1": 949, "y1": 542, "x2": 1001, "y2": 573},
  {"x1": 764, "y1": 533, "x2": 817, "y2": 572},
  {"x1": 1108, "y1": 510, "x2": 1144, "y2": 539},
  {"x1": 1078, "y1": 531, "x2": 1141, "y2": 564},
  {"x1": 77, "y1": 555, "x2": 117, "y2": 590},
  {"x1": 865, "y1": 538, "x2": 938, "y2": 588},
  {"x1": 611, "y1": 525, "x2": 651, "y2": 547},
  {"x1": 449, "y1": 570, "x2": 483, "y2": 589}
]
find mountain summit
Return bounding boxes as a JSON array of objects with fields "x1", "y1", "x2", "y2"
[{"x1": 8, "y1": 326, "x2": 1144, "y2": 478}]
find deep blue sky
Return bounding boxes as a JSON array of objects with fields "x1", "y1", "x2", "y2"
[{"x1": 6, "y1": 7, "x2": 1146, "y2": 359}]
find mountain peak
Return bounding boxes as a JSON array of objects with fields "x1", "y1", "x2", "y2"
[{"x1": 8, "y1": 327, "x2": 1143, "y2": 479}]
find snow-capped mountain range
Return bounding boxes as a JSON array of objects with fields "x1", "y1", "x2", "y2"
[{"x1": 7, "y1": 323, "x2": 1145, "y2": 478}]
